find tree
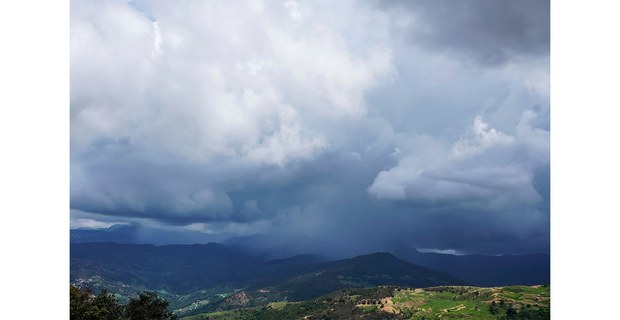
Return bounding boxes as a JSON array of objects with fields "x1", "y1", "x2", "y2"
[
  {"x1": 125, "y1": 291, "x2": 176, "y2": 320},
  {"x1": 489, "y1": 301, "x2": 498, "y2": 315},
  {"x1": 70, "y1": 285, "x2": 92, "y2": 320},
  {"x1": 89, "y1": 289, "x2": 126, "y2": 320},
  {"x1": 70, "y1": 286, "x2": 125, "y2": 320}
]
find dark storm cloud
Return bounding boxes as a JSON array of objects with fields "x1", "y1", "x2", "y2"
[
  {"x1": 70, "y1": 0, "x2": 549, "y2": 256},
  {"x1": 380, "y1": 0, "x2": 550, "y2": 65},
  {"x1": 70, "y1": 117, "x2": 399, "y2": 226},
  {"x1": 71, "y1": 143, "x2": 307, "y2": 224}
]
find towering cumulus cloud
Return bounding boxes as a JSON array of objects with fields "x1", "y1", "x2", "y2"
[{"x1": 71, "y1": 0, "x2": 549, "y2": 256}]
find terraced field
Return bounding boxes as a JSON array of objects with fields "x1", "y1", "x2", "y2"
[
  {"x1": 181, "y1": 285, "x2": 550, "y2": 319},
  {"x1": 390, "y1": 285, "x2": 550, "y2": 319}
]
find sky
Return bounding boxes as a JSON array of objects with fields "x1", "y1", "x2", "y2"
[{"x1": 70, "y1": 0, "x2": 550, "y2": 256}]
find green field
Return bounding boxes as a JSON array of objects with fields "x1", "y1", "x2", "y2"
[
  {"x1": 392, "y1": 285, "x2": 549, "y2": 319},
  {"x1": 180, "y1": 285, "x2": 550, "y2": 320}
]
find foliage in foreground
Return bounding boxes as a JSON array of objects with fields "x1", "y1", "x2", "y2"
[{"x1": 70, "y1": 285, "x2": 176, "y2": 320}]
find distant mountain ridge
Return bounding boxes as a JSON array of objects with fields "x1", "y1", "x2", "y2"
[
  {"x1": 71, "y1": 242, "x2": 258, "y2": 293},
  {"x1": 391, "y1": 245, "x2": 550, "y2": 287},
  {"x1": 71, "y1": 243, "x2": 463, "y2": 298},
  {"x1": 71, "y1": 228, "x2": 549, "y2": 288},
  {"x1": 221, "y1": 234, "x2": 550, "y2": 287},
  {"x1": 240, "y1": 252, "x2": 466, "y2": 302},
  {"x1": 70, "y1": 225, "x2": 138, "y2": 244}
]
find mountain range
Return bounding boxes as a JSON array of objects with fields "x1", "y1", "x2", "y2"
[
  {"x1": 71, "y1": 241, "x2": 468, "y2": 317},
  {"x1": 71, "y1": 236, "x2": 549, "y2": 318},
  {"x1": 71, "y1": 225, "x2": 549, "y2": 288}
]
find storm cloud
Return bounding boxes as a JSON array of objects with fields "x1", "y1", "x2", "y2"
[
  {"x1": 71, "y1": 0, "x2": 549, "y2": 256},
  {"x1": 380, "y1": 0, "x2": 550, "y2": 65}
]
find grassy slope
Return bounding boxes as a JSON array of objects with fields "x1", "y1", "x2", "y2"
[
  {"x1": 182, "y1": 285, "x2": 550, "y2": 320},
  {"x1": 392, "y1": 285, "x2": 549, "y2": 319}
]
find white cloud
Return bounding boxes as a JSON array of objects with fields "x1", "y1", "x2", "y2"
[
  {"x1": 151, "y1": 21, "x2": 162, "y2": 57},
  {"x1": 284, "y1": 0, "x2": 302, "y2": 22},
  {"x1": 451, "y1": 116, "x2": 515, "y2": 159},
  {"x1": 71, "y1": 0, "x2": 394, "y2": 166},
  {"x1": 70, "y1": 219, "x2": 122, "y2": 229},
  {"x1": 417, "y1": 248, "x2": 465, "y2": 256},
  {"x1": 369, "y1": 111, "x2": 549, "y2": 208}
]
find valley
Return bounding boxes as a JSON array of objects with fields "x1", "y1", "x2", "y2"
[{"x1": 71, "y1": 242, "x2": 549, "y2": 319}]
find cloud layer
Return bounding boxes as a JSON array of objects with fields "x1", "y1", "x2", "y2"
[{"x1": 71, "y1": 0, "x2": 549, "y2": 255}]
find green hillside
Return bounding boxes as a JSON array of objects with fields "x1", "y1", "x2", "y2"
[
  {"x1": 169, "y1": 253, "x2": 464, "y2": 317},
  {"x1": 182, "y1": 285, "x2": 550, "y2": 320},
  {"x1": 72, "y1": 246, "x2": 467, "y2": 318}
]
